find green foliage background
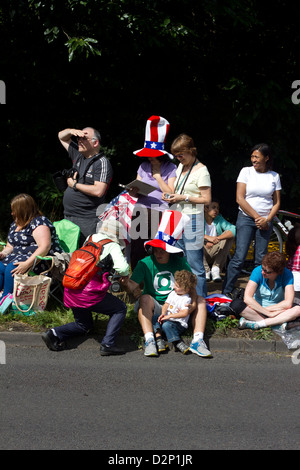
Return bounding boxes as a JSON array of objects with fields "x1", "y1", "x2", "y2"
[{"x1": 1, "y1": 0, "x2": 300, "y2": 235}]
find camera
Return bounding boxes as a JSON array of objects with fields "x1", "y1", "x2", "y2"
[
  {"x1": 108, "y1": 273, "x2": 122, "y2": 293},
  {"x1": 97, "y1": 256, "x2": 121, "y2": 293},
  {"x1": 53, "y1": 167, "x2": 78, "y2": 192},
  {"x1": 65, "y1": 167, "x2": 78, "y2": 179}
]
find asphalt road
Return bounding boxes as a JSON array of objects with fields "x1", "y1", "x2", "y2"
[{"x1": 1, "y1": 333, "x2": 300, "y2": 453}]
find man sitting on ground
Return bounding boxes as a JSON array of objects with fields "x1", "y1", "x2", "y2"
[{"x1": 121, "y1": 210, "x2": 211, "y2": 358}]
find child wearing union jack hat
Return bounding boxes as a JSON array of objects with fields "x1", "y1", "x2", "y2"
[{"x1": 121, "y1": 210, "x2": 212, "y2": 358}]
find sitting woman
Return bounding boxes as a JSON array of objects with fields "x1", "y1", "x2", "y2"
[
  {"x1": 0, "y1": 193, "x2": 62, "y2": 299},
  {"x1": 231, "y1": 251, "x2": 300, "y2": 330}
]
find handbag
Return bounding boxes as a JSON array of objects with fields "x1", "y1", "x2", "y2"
[
  {"x1": 52, "y1": 170, "x2": 69, "y2": 192},
  {"x1": 13, "y1": 262, "x2": 53, "y2": 316}
]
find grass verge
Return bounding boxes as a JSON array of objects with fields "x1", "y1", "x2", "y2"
[{"x1": 0, "y1": 294, "x2": 276, "y2": 345}]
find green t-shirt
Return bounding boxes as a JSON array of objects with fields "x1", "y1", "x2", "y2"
[{"x1": 131, "y1": 254, "x2": 191, "y2": 304}]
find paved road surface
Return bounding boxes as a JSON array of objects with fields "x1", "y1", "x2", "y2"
[{"x1": 1, "y1": 333, "x2": 299, "y2": 452}]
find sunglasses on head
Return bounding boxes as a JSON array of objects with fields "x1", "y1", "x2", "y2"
[{"x1": 262, "y1": 267, "x2": 274, "y2": 274}]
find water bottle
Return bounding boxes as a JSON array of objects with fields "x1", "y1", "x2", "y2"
[{"x1": 284, "y1": 220, "x2": 294, "y2": 231}]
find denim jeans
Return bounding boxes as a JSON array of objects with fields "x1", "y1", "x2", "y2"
[
  {"x1": 0, "y1": 262, "x2": 15, "y2": 299},
  {"x1": 176, "y1": 213, "x2": 207, "y2": 297},
  {"x1": 223, "y1": 211, "x2": 273, "y2": 295},
  {"x1": 152, "y1": 314, "x2": 187, "y2": 343},
  {"x1": 54, "y1": 292, "x2": 127, "y2": 346}
]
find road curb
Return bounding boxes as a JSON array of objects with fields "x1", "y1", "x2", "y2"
[
  {"x1": 208, "y1": 336, "x2": 290, "y2": 354},
  {"x1": 0, "y1": 330, "x2": 292, "y2": 355}
]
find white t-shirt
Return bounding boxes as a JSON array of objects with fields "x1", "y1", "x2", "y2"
[
  {"x1": 165, "y1": 290, "x2": 191, "y2": 328},
  {"x1": 237, "y1": 166, "x2": 281, "y2": 217},
  {"x1": 175, "y1": 164, "x2": 211, "y2": 215},
  {"x1": 205, "y1": 222, "x2": 217, "y2": 237}
]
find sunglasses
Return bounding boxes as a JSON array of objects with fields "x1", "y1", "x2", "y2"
[{"x1": 262, "y1": 267, "x2": 274, "y2": 275}]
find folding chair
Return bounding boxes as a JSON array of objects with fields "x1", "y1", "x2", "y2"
[
  {"x1": 37, "y1": 219, "x2": 81, "y2": 305},
  {"x1": 53, "y1": 219, "x2": 81, "y2": 253}
]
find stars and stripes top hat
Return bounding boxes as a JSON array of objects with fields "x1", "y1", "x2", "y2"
[
  {"x1": 144, "y1": 210, "x2": 190, "y2": 254},
  {"x1": 133, "y1": 115, "x2": 173, "y2": 158}
]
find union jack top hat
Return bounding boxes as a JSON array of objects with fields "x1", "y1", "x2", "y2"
[
  {"x1": 144, "y1": 210, "x2": 190, "y2": 254},
  {"x1": 133, "y1": 115, "x2": 173, "y2": 158}
]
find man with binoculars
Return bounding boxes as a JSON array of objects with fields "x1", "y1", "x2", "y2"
[{"x1": 58, "y1": 126, "x2": 113, "y2": 244}]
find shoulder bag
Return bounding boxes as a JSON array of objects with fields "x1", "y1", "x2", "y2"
[{"x1": 12, "y1": 261, "x2": 54, "y2": 316}]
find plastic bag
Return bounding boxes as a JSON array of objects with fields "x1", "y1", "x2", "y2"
[{"x1": 272, "y1": 325, "x2": 300, "y2": 349}]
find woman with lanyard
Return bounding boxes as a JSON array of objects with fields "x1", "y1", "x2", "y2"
[{"x1": 162, "y1": 133, "x2": 211, "y2": 297}]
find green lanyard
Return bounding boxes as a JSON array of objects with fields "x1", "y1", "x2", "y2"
[{"x1": 175, "y1": 158, "x2": 197, "y2": 194}]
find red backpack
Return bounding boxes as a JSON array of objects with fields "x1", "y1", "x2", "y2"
[{"x1": 63, "y1": 237, "x2": 113, "y2": 290}]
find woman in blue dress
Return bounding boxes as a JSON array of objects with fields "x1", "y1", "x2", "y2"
[{"x1": 0, "y1": 194, "x2": 62, "y2": 299}]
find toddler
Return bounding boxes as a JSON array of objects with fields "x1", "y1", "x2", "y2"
[{"x1": 152, "y1": 270, "x2": 197, "y2": 354}]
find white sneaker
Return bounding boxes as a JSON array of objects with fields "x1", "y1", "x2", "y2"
[
  {"x1": 205, "y1": 271, "x2": 211, "y2": 281},
  {"x1": 144, "y1": 338, "x2": 158, "y2": 357},
  {"x1": 238, "y1": 317, "x2": 259, "y2": 330},
  {"x1": 211, "y1": 266, "x2": 222, "y2": 282},
  {"x1": 272, "y1": 323, "x2": 287, "y2": 333},
  {"x1": 189, "y1": 339, "x2": 212, "y2": 357}
]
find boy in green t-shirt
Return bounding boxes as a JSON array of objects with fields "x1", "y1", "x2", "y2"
[
  {"x1": 130, "y1": 248, "x2": 191, "y2": 304},
  {"x1": 121, "y1": 209, "x2": 212, "y2": 358}
]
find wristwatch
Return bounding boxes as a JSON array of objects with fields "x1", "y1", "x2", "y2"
[
  {"x1": 73, "y1": 181, "x2": 78, "y2": 191},
  {"x1": 184, "y1": 194, "x2": 189, "y2": 203}
]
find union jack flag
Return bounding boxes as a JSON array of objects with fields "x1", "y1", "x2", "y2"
[{"x1": 98, "y1": 191, "x2": 137, "y2": 245}]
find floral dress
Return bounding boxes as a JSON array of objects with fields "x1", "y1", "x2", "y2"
[{"x1": 2, "y1": 216, "x2": 62, "y2": 272}]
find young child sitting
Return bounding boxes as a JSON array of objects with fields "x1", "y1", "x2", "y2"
[
  {"x1": 152, "y1": 270, "x2": 197, "y2": 354},
  {"x1": 204, "y1": 199, "x2": 236, "y2": 282}
]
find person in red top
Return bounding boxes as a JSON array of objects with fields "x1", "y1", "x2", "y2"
[{"x1": 286, "y1": 225, "x2": 300, "y2": 304}]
